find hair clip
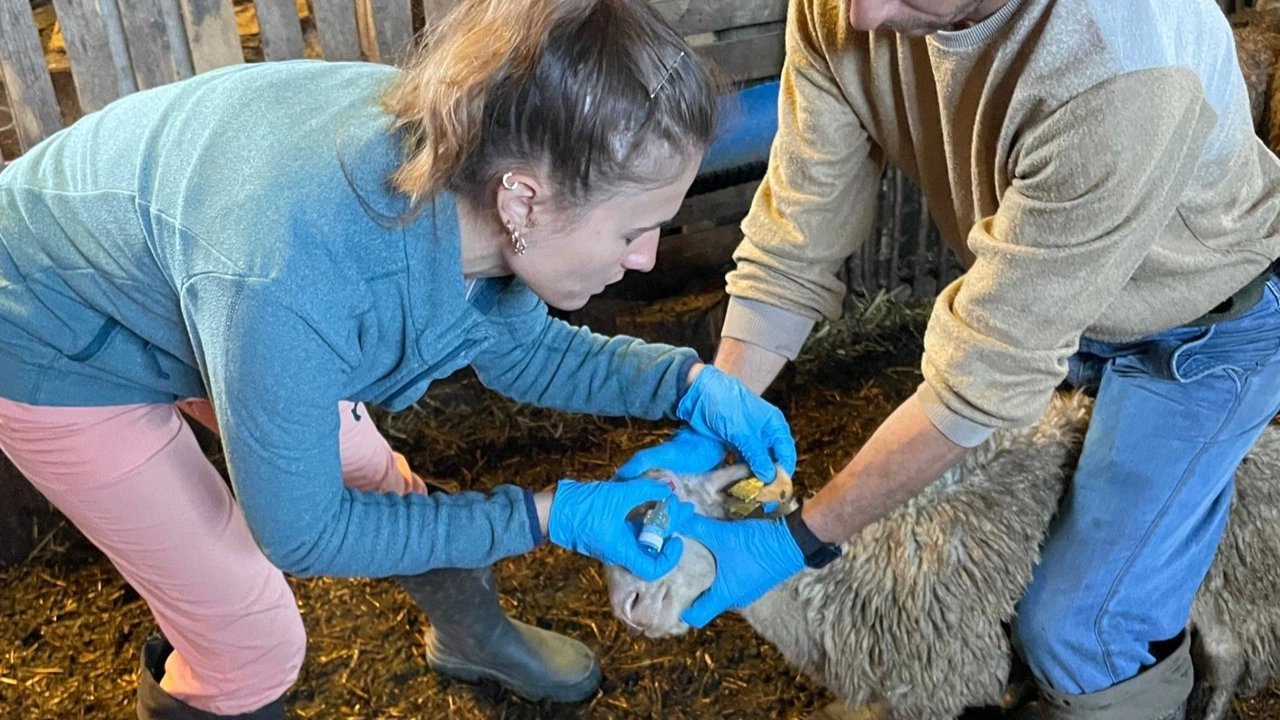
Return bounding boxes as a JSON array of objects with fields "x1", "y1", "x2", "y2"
[{"x1": 649, "y1": 50, "x2": 686, "y2": 99}]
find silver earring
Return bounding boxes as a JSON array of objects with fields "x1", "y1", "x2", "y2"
[
  {"x1": 501, "y1": 172, "x2": 519, "y2": 190},
  {"x1": 505, "y1": 221, "x2": 528, "y2": 255}
]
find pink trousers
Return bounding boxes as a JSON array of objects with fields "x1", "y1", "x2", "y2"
[{"x1": 0, "y1": 397, "x2": 425, "y2": 715}]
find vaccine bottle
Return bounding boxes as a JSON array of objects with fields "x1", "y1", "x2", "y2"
[{"x1": 637, "y1": 495, "x2": 676, "y2": 556}]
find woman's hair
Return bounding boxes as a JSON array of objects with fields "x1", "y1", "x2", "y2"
[{"x1": 383, "y1": 0, "x2": 719, "y2": 212}]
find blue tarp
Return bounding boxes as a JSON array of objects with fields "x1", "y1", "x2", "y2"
[{"x1": 698, "y1": 80, "x2": 779, "y2": 177}]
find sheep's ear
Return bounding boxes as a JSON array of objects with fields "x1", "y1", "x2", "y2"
[
  {"x1": 697, "y1": 463, "x2": 755, "y2": 493},
  {"x1": 642, "y1": 468, "x2": 680, "y2": 487},
  {"x1": 641, "y1": 468, "x2": 694, "y2": 502}
]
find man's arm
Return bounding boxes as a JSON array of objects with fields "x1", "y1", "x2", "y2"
[
  {"x1": 714, "y1": 334, "x2": 962, "y2": 542},
  {"x1": 801, "y1": 393, "x2": 964, "y2": 542},
  {"x1": 713, "y1": 336, "x2": 789, "y2": 395}
]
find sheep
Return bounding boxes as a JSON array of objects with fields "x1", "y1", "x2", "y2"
[
  {"x1": 1230, "y1": 6, "x2": 1280, "y2": 154},
  {"x1": 1187, "y1": 424, "x2": 1280, "y2": 720},
  {"x1": 607, "y1": 392, "x2": 1280, "y2": 720}
]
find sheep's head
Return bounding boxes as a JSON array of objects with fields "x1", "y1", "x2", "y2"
[{"x1": 606, "y1": 464, "x2": 796, "y2": 638}]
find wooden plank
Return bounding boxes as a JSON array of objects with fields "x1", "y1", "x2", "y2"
[
  {"x1": 159, "y1": 0, "x2": 197, "y2": 78},
  {"x1": 176, "y1": 0, "x2": 244, "y2": 72},
  {"x1": 254, "y1": 0, "x2": 306, "y2": 61},
  {"x1": 51, "y1": 0, "x2": 126, "y2": 112},
  {"x1": 355, "y1": 0, "x2": 379, "y2": 62},
  {"x1": 694, "y1": 25, "x2": 785, "y2": 85},
  {"x1": 420, "y1": 0, "x2": 453, "y2": 32},
  {"x1": 97, "y1": 0, "x2": 138, "y2": 96},
  {"x1": 671, "y1": 179, "x2": 760, "y2": 226},
  {"x1": 371, "y1": 0, "x2": 414, "y2": 65},
  {"x1": 0, "y1": 0, "x2": 63, "y2": 150},
  {"x1": 115, "y1": 0, "x2": 184, "y2": 89},
  {"x1": 912, "y1": 194, "x2": 931, "y2": 299},
  {"x1": 651, "y1": 0, "x2": 787, "y2": 36},
  {"x1": 312, "y1": 0, "x2": 362, "y2": 60}
]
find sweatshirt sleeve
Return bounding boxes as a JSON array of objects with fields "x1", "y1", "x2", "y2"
[
  {"x1": 470, "y1": 284, "x2": 699, "y2": 419},
  {"x1": 918, "y1": 68, "x2": 1217, "y2": 445},
  {"x1": 181, "y1": 275, "x2": 540, "y2": 578},
  {"x1": 724, "y1": 0, "x2": 883, "y2": 356}
]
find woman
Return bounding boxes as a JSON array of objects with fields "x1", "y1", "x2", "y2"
[{"x1": 0, "y1": 0, "x2": 795, "y2": 717}]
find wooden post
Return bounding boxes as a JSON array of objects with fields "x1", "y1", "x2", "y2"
[
  {"x1": 158, "y1": 0, "x2": 197, "y2": 78},
  {"x1": 115, "y1": 0, "x2": 185, "y2": 89},
  {"x1": 52, "y1": 0, "x2": 128, "y2": 112},
  {"x1": 312, "y1": 0, "x2": 362, "y2": 60},
  {"x1": 912, "y1": 195, "x2": 931, "y2": 299},
  {"x1": 254, "y1": 0, "x2": 306, "y2": 61},
  {"x1": 371, "y1": 0, "x2": 414, "y2": 65},
  {"x1": 888, "y1": 168, "x2": 904, "y2": 291},
  {"x1": 97, "y1": 0, "x2": 138, "y2": 96},
  {"x1": 176, "y1": 0, "x2": 243, "y2": 73},
  {"x1": 0, "y1": 0, "x2": 63, "y2": 150},
  {"x1": 355, "y1": 0, "x2": 380, "y2": 62}
]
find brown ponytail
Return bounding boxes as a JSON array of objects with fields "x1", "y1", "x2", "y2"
[{"x1": 383, "y1": 0, "x2": 718, "y2": 210}]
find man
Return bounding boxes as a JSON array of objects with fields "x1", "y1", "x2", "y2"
[{"x1": 621, "y1": 0, "x2": 1280, "y2": 717}]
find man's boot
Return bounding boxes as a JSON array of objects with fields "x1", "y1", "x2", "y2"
[
  {"x1": 136, "y1": 636, "x2": 284, "y2": 720},
  {"x1": 1010, "y1": 630, "x2": 1193, "y2": 720},
  {"x1": 397, "y1": 567, "x2": 602, "y2": 703}
]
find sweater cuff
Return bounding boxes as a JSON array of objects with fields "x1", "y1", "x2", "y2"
[
  {"x1": 722, "y1": 297, "x2": 817, "y2": 361},
  {"x1": 522, "y1": 488, "x2": 545, "y2": 546},
  {"x1": 914, "y1": 382, "x2": 996, "y2": 448},
  {"x1": 674, "y1": 353, "x2": 701, "y2": 403}
]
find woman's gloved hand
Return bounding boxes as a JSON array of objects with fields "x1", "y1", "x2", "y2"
[
  {"x1": 673, "y1": 366, "x2": 797, "y2": 482},
  {"x1": 548, "y1": 478, "x2": 691, "y2": 581},
  {"x1": 672, "y1": 512, "x2": 806, "y2": 628},
  {"x1": 614, "y1": 427, "x2": 727, "y2": 479}
]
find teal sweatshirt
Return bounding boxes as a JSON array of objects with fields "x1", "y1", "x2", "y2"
[{"x1": 0, "y1": 61, "x2": 697, "y2": 577}]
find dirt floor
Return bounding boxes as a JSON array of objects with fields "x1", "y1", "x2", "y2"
[{"x1": 5, "y1": 297, "x2": 1280, "y2": 719}]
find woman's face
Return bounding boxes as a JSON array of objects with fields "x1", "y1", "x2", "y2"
[{"x1": 507, "y1": 155, "x2": 701, "y2": 311}]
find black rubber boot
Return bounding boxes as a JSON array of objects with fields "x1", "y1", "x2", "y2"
[
  {"x1": 1009, "y1": 630, "x2": 1193, "y2": 720},
  {"x1": 397, "y1": 567, "x2": 601, "y2": 703},
  {"x1": 136, "y1": 636, "x2": 284, "y2": 719}
]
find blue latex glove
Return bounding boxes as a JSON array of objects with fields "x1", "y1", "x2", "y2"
[
  {"x1": 614, "y1": 427, "x2": 727, "y2": 479},
  {"x1": 673, "y1": 512, "x2": 806, "y2": 628},
  {"x1": 676, "y1": 366, "x2": 797, "y2": 482},
  {"x1": 548, "y1": 478, "x2": 691, "y2": 581}
]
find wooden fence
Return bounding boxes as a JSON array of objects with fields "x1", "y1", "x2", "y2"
[
  {"x1": 0, "y1": 0, "x2": 786, "y2": 164},
  {"x1": 5, "y1": 0, "x2": 1267, "y2": 299}
]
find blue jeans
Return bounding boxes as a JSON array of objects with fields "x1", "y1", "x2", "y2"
[{"x1": 1014, "y1": 271, "x2": 1280, "y2": 696}]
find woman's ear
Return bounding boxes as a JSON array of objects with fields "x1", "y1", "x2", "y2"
[{"x1": 495, "y1": 171, "x2": 541, "y2": 230}]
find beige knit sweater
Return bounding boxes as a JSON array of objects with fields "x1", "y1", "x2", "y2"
[{"x1": 724, "y1": 0, "x2": 1280, "y2": 445}]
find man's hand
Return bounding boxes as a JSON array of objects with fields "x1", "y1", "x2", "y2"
[{"x1": 672, "y1": 512, "x2": 806, "y2": 628}]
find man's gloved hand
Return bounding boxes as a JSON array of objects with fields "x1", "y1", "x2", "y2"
[
  {"x1": 673, "y1": 512, "x2": 806, "y2": 628},
  {"x1": 548, "y1": 478, "x2": 691, "y2": 581},
  {"x1": 614, "y1": 427, "x2": 727, "y2": 479},
  {"x1": 675, "y1": 366, "x2": 796, "y2": 483}
]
